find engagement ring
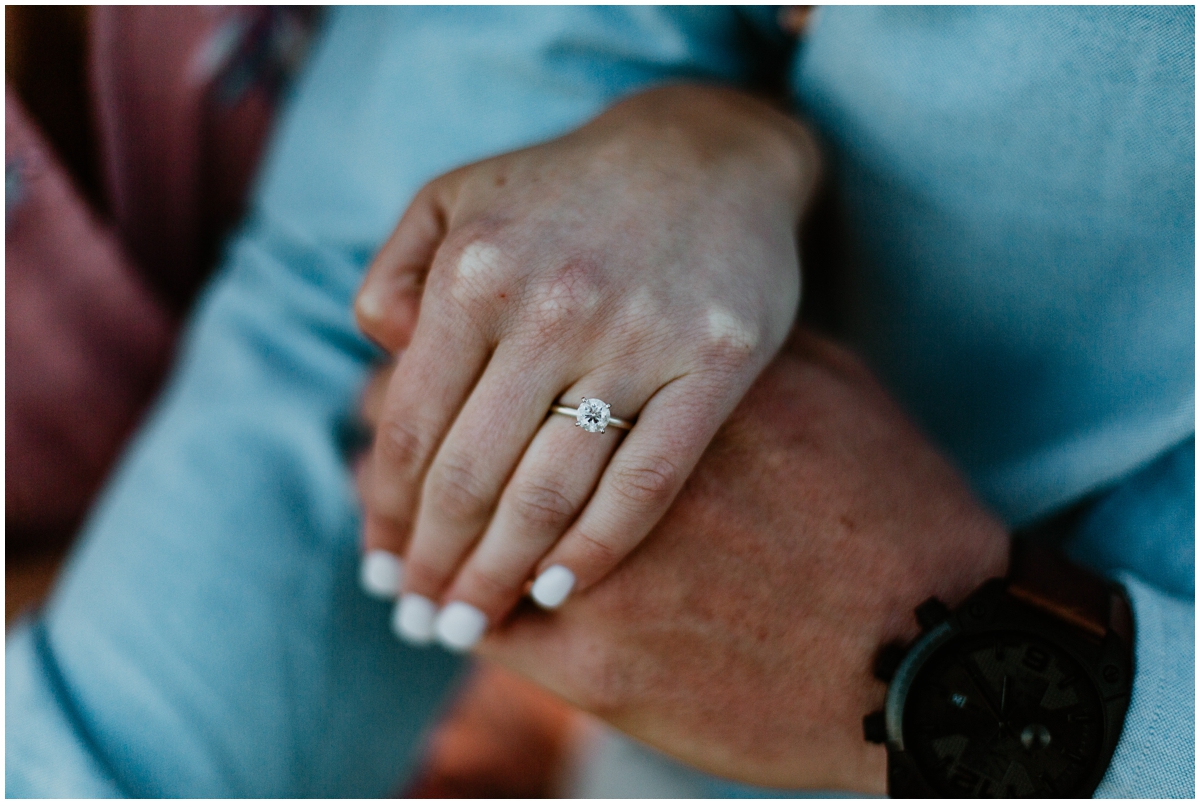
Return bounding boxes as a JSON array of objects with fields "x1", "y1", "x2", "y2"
[{"x1": 550, "y1": 397, "x2": 634, "y2": 434}]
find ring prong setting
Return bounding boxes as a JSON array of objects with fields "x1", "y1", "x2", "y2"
[
  {"x1": 550, "y1": 397, "x2": 631, "y2": 433},
  {"x1": 575, "y1": 397, "x2": 611, "y2": 433}
]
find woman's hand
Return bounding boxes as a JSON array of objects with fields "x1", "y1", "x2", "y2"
[{"x1": 354, "y1": 84, "x2": 820, "y2": 650}]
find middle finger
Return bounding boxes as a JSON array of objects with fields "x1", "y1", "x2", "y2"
[
  {"x1": 434, "y1": 406, "x2": 620, "y2": 642},
  {"x1": 395, "y1": 340, "x2": 569, "y2": 635},
  {"x1": 432, "y1": 372, "x2": 651, "y2": 651}
]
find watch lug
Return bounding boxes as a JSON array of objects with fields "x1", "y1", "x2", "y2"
[
  {"x1": 873, "y1": 642, "x2": 908, "y2": 682},
  {"x1": 863, "y1": 710, "x2": 887, "y2": 744},
  {"x1": 914, "y1": 596, "x2": 950, "y2": 631}
]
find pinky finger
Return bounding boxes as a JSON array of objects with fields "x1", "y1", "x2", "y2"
[{"x1": 530, "y1": 375, "x2": 734, "y2": 608}]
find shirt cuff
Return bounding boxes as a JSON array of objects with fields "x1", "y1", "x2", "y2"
[{"x1": 1093, "y1": 572, "x2": 1194, "y2": 797}]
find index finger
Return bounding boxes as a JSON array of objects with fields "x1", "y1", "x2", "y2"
[{"x1": 362, "y1": 269, "x2": 493, "y2": 563}]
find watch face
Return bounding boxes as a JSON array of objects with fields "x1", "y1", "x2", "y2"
[{"x1": 903, "y1": 630, "x2": 1105, "y2": 797}]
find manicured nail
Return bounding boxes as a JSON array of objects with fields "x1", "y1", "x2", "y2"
[
  {"x1": 392, "y1": 594, "x2": 437, "y2": 645},
  {"x1": 530, "y1": 565, "x2": 575, "y2": 610},
  {"x1": 434, "y1": 602, "x2": 488, "y2": 652},
  {"x1": 360, "y1": 550, "x2": 403, "y2": 599}
]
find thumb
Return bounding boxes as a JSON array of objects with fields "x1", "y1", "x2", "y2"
[{"x1": 355, "y1": 182, "x2": 448, "y2": 352}]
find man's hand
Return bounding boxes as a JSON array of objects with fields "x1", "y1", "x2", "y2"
[
  {"x1": 476, "y1": 330, "x2": 1011, "y2": 793},
  {"x1": 353, "y1": 84, "x2": 820, "y2": 646}
]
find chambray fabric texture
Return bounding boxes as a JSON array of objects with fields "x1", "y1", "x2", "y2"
[
  {"x1": 794, "y1": 6, "x2": 1194, "y2": 527},
  {"x1": 5, "y1": 5, "x2": 1193, "y2": 798},
  {"x1": 5, "y1": 7, "x2": 769, "y2": 798},
  {"x1": 787, "y1": 10, "x2": 1193, "y2": 797}
]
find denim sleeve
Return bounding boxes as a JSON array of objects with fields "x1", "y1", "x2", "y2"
[
  {"x1": 1066, "y1": 438, "x2": 1195, "y2": 798},
  {"x1": 5, "y1": 7, "x2": 764, "y2": 797},
  {"x1": 5, "y1": 223, "x2": 467, "y2": 798}
]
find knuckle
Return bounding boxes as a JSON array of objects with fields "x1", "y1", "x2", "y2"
[
  {"x1": 610, "y1": 455, "x2": 679, "y2": 509},
  {"x1": 414, "y1": 175, "x2": 445, "y2": 203},
  {"x1": 695, "y1": 341, "x2": 755, "y2": 380},
  {"x1": 458, "y1": 564, "x2": 515, "y2": 604},
  {"x1": 704, "y1": 307, "x2": 759, "y2": 353},
  {"x1": 403, "y1": 556, "x2": 450, "y2": 593},
  {"x1": 426, "y1": 457, "x2": 490, "y2": 521},
  {"x1": 702, "y1": 334, "x2": 754, "y2": 368},
  {"x1": 521, "y1": 260, "x2": 602, "y2": 343},
  {"x1": 612, "y1": 288, "x2": 663, "y2": 342},
  {"x1": 377, "y1": 418, "x2": 430, "y2": 471},
  {"x1": 511, "y1": 478, "x2": 577, "y2": 530},
  {"x1": 436, "y1": 236, "x2": 510, "y2": 307},
  {"x1": 688, "y1": 308, "x2": 763, "y2": 374},
  {"x1": 403, "y1": 184, "x2": 433, "y2": 214},
  {"x1": 573, "y1": 529, "x2": 622, "y2": 568}
]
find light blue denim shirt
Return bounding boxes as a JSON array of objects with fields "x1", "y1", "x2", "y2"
[
  {"x1": 7, "y1": 6, "x2": 1193, "y2": 798},
  {"x1": 790, "y1": 10, "x2": 1193, "y2": 797}
]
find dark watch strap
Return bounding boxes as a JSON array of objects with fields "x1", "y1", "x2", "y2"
[{"x1": 1007, "y1": 540, "x2": 1132, "y2": 646}]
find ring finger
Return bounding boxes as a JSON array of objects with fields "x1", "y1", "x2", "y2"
[{"x1": 432, "y1": 377, "x2": 649, "y2": 650}]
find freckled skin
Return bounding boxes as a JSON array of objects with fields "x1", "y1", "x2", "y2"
[{"x1": 479, "y1": 332, "x2": 1009, "y2": 793}]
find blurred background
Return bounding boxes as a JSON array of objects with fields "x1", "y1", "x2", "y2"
[{"x1": 5, "y1": 6, "x2": 590, "y2": 796}]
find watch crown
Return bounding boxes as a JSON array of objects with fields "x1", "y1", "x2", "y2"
[
  {"x1": 915, "y1": 596, "x2": 950, "y2": 631},
  {"x1": 863, "y1": 710, "x2": 887, "y2": 744},
  {"x1": 873, "y1": 642, "x2": 908, "y2": 683}
]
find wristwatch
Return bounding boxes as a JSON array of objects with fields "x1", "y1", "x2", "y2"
[{"x1": 863, "y1": 541, "x2": 1133, "y2": 797}]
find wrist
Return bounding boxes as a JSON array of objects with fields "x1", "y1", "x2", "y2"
[
  {"x1": 593, "y1": 83, "x2": 822, "y2": 223},
  {"x1": 866, "y1": 539, "x2": 1133, "y2": 797},
  {"x1": 848, "y1": 514, "x2": 1011, "y2": 792}
]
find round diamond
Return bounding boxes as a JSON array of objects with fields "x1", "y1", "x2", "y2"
[{"x1": 576, "y1": 398, "x2": 611, "y2": 433}]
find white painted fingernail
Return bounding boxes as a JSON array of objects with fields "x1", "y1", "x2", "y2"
[
  {"x1": 434, "y1": 602, "x2": 488, "y2": 652},
  {"x1": 530, "y1": 565, "x2": 575, "y2": 610},
  {"x1": 360, "y1": 550, "x2": 403, "y2": 599},
  {"x1": 392, "y1": 594, "x2": 437, "y2": 645}
]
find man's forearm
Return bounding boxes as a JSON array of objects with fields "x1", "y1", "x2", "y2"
[{"x1": 482, "y1": 331, "x2": 1010, "y2": 792}]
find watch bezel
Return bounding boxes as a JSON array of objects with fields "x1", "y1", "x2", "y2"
[{"x1": 883, "y1": 580, "x2": 1132, "y2": 797}]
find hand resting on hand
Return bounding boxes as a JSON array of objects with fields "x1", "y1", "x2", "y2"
[
  {"x1": 476, "y1": 330, "x2": 1011, "y2": 793},
  {"x1": 353, "y1": 84, "x2": 820, "y2": 649}
]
